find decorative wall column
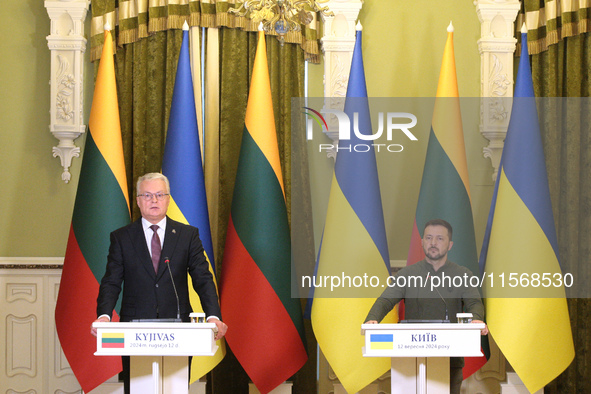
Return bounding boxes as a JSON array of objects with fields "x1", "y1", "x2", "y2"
[
  {"x1": 45, "y1": 0, "x2": 90, "y2": 183},
  {"x1": 475, "y1": 0, "x2": 520, "y2": 181},
  {"x1": 319, "y1": 0, "x2": 363, "y2": 160}
]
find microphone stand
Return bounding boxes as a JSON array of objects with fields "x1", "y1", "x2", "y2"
[{"x1": 164, "y1": 258, "x2": 181, "y2": 321}]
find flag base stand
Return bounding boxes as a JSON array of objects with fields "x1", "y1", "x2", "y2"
[
  {"x1": 87, "y1": 375, "x2": 123, "y2": 394},
  {"x1": 500, "y1": 373, "x2": 543, "y2": 394},
  {"x1": 189, "y1": 380, "x2": 206, "y2": 394},
  {"x1": 248, "y1": 382, "x2": 292, "y2": 393},
  {"x1": 333, "y1": 383, "x2": 378, "y2": 393}
]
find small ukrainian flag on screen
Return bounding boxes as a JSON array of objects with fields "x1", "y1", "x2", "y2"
[{"x1": 370, "y1": 334, "x2": 394, "y2": 350}]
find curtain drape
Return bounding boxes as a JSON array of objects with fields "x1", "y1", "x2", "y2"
[
  {"x1": 90, "y1": 1, "x2": 317, "y2": 392},
  {"x1": 90, "y1": 0, "x2": 321, "y2": 63},
  {"x1": 516, "y1": 2, "x2": 591, "y2": 393},
  {"x1": 516, "y1": 0, "x2": 591, "y2": 56}
]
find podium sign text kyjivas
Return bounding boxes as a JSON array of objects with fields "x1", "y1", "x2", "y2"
[{"x1": 93, "y1": 322, "x2": 218, "y2": 357}]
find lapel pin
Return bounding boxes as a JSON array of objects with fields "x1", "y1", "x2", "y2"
[{"x1": 172, "y1": 229, "x2": 176, "y2": 234}]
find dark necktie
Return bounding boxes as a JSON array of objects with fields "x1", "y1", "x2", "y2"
[{"x1": 150, "y1": 225, "x2": 161, "y2": 273}]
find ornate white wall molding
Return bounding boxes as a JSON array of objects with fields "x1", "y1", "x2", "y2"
[
  {"x1": 475, "y1": 0, "x2": 520, "y2": 181},
  {"x1": 0, "y1": 258, "x2": 78, "y2": 393},
  {"x1": 319, "y1": 0, "x2": 363, "y2": 160},
  {"x1": 0, "y1": 257, "x2": 124, "y2": 393},
  {"x1": 46, "y1": 0, "x2": 90, "y2": 183}
]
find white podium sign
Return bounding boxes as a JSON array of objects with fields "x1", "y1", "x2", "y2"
[
  {"x1": 94, "y1": 322, "x2": 218, "y2": 356},
  {"x1": 362, "y1": 323, "x2": 484, "y2": 358},
  {"x1": 93, "y1": 322, "x2": 218, "y2": 394}
]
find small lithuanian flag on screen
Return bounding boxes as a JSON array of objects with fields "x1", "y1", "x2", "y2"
[{"x1": 101, "y1": 333, "x2": 124, "y2": 348}]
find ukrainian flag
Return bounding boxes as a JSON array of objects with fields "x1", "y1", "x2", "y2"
[
  {"x1": 161, "y1": 24, "x2": 225, "y2": 381},
  {"x1": 370, "y1": 334, "x2": 394, "y2": 350},
  {"x1": 480, "y1": 28, "x2": 574, "y2": 393},
  {"x1": 310, "y1": 26, "x2": 397, "y2": 394}
]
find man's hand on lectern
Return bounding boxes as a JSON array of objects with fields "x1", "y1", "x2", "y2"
[
  {"x1": 207, "y1": 317, "x2": 228, "y2": 340},
  {"x1": 364, "y1": 320, "x2": 378, "y2": 324},
  {"x1": 472, "y1": 320, "x2": 489, "y2": 335},
  {"x1": 91, "y1": 316, "x2": 110, "y2": 337}
]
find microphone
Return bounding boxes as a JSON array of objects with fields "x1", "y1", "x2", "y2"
[
  {"x1": 164, "y1": 257, "x2": 181, "y2": 321},
  {"x1": 427, "y1": 272, "x2": 450, "y2": 323}
]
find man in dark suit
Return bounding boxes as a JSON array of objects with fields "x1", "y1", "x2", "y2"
[
  {"x1": 90, "y1": 172, "x2": 227, "y2": 393},
  {"x1": 91, "y1": 172, "x2": 227, "y2": 337}
]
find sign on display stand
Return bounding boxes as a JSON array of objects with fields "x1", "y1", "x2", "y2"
[
  {"x1": 93, "y1": 319, "x2": 217, "y2": 394},
  {"x1": 362, "y1": 322, "x2": 485, "y2": 394}
]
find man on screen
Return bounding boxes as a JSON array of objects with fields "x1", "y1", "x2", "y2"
[
  {"x1": 365, "y1": 219, "x2": 487, "y2": 394},
  {"x1": 90, "y1": 173, "x2": 227, "y2": 391}
]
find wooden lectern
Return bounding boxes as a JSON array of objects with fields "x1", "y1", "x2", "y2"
[
  {"x1": 361, "y1": 323, "x2": 484, "y2": 394},
  {"x1": 93, "y1": 321, "x2": 218, "y2": 394}
]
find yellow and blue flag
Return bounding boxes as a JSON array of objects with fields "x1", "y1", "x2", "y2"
[
  {"x1": 310, "y1": 27, "x2": 396, "y2": 394},
  {"x1": 369, "y1": 334, "x2": 394, "y2": 350},
  {"x1": 479, "y1": 29, "x2": 574, "y2": 393},
  {"x1": 161, "y1": 25, "x2": 225, "y2": 381}
]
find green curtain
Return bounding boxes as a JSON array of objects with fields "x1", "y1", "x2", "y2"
[
  {"x1": 529, "y1": 35, "x2": 591, "y2": 97},
  {"x1": 517, "y1": 0, "x2": 591, "y2": 56},
  {"x1": 90, "y1": 1, "x2": 317, "y2": 392},
  {"x1": 90, "y1": 0, "x2": 321, "y2": 63},
  {"x1": 533, "y1": 42, "x2": 591, "y2": 392},
  {"x1": 517, "y1": 2, "x2": 591, "y2": 393}
]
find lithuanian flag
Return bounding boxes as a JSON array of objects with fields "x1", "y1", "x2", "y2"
[
  {"x1": 55, "y1": 29, "x2": 129, "y2": 393},
  {"x1": 101, "y1": 333, "x2": 125, "y2": 349},
  {"x1": 405, "y1": 24, "x2": 488, "y2": 378},
  {"x1": 219, "y1": 30, "x2": 307, "y2": 394}
]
